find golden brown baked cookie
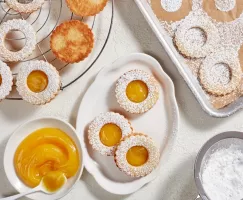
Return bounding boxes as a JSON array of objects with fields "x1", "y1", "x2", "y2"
[
  {"x1": 66, "y1": 0, "x2": 108, "y2": 17},
  {"x1": 50, "y1": 20, "x2": 94, "y2": 63},
  {"x1": 150, "y1": 0, "x2": 192, "y2": 22}
]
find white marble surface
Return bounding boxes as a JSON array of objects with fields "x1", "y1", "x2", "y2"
[{"x1": 0, "y1": 0, "x2": 242, "y2": 199}]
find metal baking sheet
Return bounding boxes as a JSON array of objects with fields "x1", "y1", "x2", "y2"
[{"x1": 134, "y1": 0, "x2": 243, "y2": 117}]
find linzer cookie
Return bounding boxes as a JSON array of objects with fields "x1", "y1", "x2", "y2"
[
  {"x1": 114, "y1": 133, "x2": 160, "y2": 178},
  {"x1": 16, "y1": 60, "x2": 61, "y2": 105},
  {"x1": 5, "y1": 0, "x2": 44, "y2": 13},
  {"x1": 202, "y1": 0, "x2": 243, "y2": 22},
  {"x1": 88, "y1": 112, "x2": 133, "y2": 156},
  {"x1": 150, "y1": 0, "x2": 192, "y2": 22},
  {"x1": 199, "y1": 50, "x2": 242, "y2": 96},
  {"x1": 115, "y1": 69, "x2": 159, "y2": 114},
  {"x1": 0, "y1": 61, "x2": 13, "y2": 101}
]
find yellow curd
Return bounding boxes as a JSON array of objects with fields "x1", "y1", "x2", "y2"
[
  {"x1": 126, "y1": 146, "x2": 149, "y2": 166},
  {"x1": 99, "y1": 123, "x2": 122, "y2": 147},
  {"x1": 126, "y1": 80, "x2": 148, "y2": 103},
  {"x1": 14, "y1": 128, "x2": 79, "y2": 190},
  {"x1": 27, "y1": 70, "x2": 48, "y2": 93}
]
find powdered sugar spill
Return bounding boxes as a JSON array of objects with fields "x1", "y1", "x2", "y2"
[
  {"x1": 215, "y1": 0, "x2": 236, "y2": 12},
  {"x1": 201, "y1": 139, "x2": 243, "y2": 200},
  {"x1": 161, "y1": 0, "x2": 182, "y2": 12}
]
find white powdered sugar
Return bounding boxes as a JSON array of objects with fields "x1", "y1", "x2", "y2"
[
  {"x1": 184, "y1": 27, "x2": 207, "y2": 49},
  {"x1": 161, "y1": 0, "x2": 182, "y2": 12},
  {"x1": 202, "y1": 143, "x2": 243, "y2": 200},
  {"x1": 215, "y1": 0, "x2": 236, "y2": 12}
]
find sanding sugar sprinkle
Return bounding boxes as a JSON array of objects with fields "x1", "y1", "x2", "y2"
[
  {"x1": 215, "y1": 0, "x2": 236, "y2": 12},
  {"x1": 202, "y1": 143, "x2": 243, "y2": 200},
  {"x1": 161, "y1": 0, "x2": 182, "y2": 12}
]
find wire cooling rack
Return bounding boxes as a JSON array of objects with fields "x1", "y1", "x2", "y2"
[{"x1": 0, "y1": 0, "x2": 114, "y2": 100}]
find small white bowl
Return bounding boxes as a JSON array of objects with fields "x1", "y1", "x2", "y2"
[{"x1": 4, "y1": 117, "x2": 83, "y2": 200}]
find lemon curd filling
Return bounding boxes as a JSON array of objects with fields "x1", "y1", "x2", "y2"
[
  {"x1": 14, "y1": 128, "x2": 80, "y2": 189},
  {"x1": 42, "y1": 171, "x2": 66, "y2": 192},
  {"x1": 126, "y1": 80, "x2": 148, "y2": 103},
  {"x1": 126, "y1": 146, "x2": 149, "y2": 167},
  {"x1": 27, "y1": 70, "x2": 48, "y2": 93},
  {"x1": 99, "y1": 123, "x2": 122, "y2": 147}
]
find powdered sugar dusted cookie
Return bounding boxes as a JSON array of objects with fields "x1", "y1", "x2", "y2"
[
  {"x1": 88, "y1": 112, "x2": 133, "y2": 156},
  {"x1": 199, "y1": 50, "x2": 242, "y2": 96},
  {"x1": 16, "y1": 60, "x2": 61, "y2": 105},
  {"x1": 114, "y1": 133, "x2": 160, "y2": 177},
  {"x1": 0, "y1": 60, "x2": 13, "y2": 101},
  {"x1": 0, "y1": 19, "x2": 36, "y2": 62},
  {"x1": 115, "y1": 70, "x2": 159, "y2": 114},
  {"x1": 6, "y1": 0, "x2": 44, "y2": 13}
]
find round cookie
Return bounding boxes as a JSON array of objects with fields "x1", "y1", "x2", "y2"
[
  {"x1": 174, "y1": 15, "x2": 220, "y2": 58},
  {"x1": 66, "y1": 0, "x2": 108, "y2": 17},
  {"x1": 0, "y1": 19, "x2": 36, "y2": 62},
  {"x1": 115, "y1": 69, "x2": 160, "y2": 114},
  {"x1": 199, "y1": 50, "x2": 242, "y2": 96},
  {"x1": 5, "y1": 0, "x2": 44, "y2": 13},
  {"x1": 88, "y1": 112, "x2": 133, "y2": 156},
  {"x1": 16, "y1": 60, "x2": 61, "y2": 105},
  {"x1": 150, "y1": 0, "x2": 192, "y2": 22},
  {"x1": 202, "y1": 0, "x2": 243, "y2": 22},
  {"x1": 114, "y1": 133, "x2": 160, "y2": 178},
  {"x1": 0, "y1": 60, "x2": 13, "y2": 101}
]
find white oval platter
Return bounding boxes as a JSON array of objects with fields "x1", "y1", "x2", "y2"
[{"x1": 76, "y1": 53, "x2": 179, "y2": 195}]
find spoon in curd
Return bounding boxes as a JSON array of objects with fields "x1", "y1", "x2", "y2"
[{"x1": 1, "y1": 171, "x2": 67, "y2": 200}]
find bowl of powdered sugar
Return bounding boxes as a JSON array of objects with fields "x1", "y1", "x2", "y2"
[{"x1": 194, "y1": 131, "x2": 243, "y2": 200}]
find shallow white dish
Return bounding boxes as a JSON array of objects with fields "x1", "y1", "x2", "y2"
[
  {"x1": 76, "y1": 53, "x2": 179, "y2": 195},
  {"x1": 4, "y1": 117, "x2": 83, "y2": 200}
]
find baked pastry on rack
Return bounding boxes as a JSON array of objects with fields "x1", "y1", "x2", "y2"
[
  {"x1": 150, "y1": 0, "x2": 192, "y2": 22},
  {"x1": 5, "y1": 0, "x2": 44, "y2": 13},
  {"x1": 0, "y1": 19, "x2": 36, "y2": 62},
  {"x1": 202, "y1": 0, "x2": 243, "y2": 22},
  {"x1": 114, "y1": 133, "x2": 160, "y2": 177},
  {"x1": 88, "y1": 112, "x2": 133, "y2": 156},
  {"x1": 50, "y1": 20, "x2": 94, "y2": 63},
  {"x1": 16, "y1": 60, "x2": 61, "y2": 105},
  {"x1": 115, "y1": 69, "x2": 159, "y2": 114},
  {"x1": 0, "y1": 60, "x2": 13, "y2": 101},
  {"x1": 66, "y1": 0, "x2": 108, "y2": 17}
]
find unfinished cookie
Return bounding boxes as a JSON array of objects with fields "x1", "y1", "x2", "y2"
[
  {"x1": 199, "y1": 50, "x2": 242, "y2": 96},
  {"x1": 16, "y1": 60, "x2": 61, "y2": 105},
  {"x1": 174, "y1": 15, "x2": 220, "y2": 58},
  {"x1": 0, "y1": 19, "x2": 36, "y2": 62},
  {"x1": 114, "y1": 133, "x2": 160, "y2": 178},
  {"x1": 0, "y1": 60, "x2": 13, "y2": 101},
  {"x1": 5, "y1": 0, "x2": 44, "y2": 13}
]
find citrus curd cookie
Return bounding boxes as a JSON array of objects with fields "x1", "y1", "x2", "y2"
[
  {"x1": 174, "y1": 15, "x2": 219, "y2": 58},
  {"x1": 5, "y1": 0, "x2": 44, "y2": 13},
  {"x1": 115, "y1": 69, "x2": 159, "y2": 114},
  {"x1": 199, "y1": 50, "x2": 242, "y2": 96},
  {"x1": 66, "y1": 0, "x2": 108, "y2": 17},
  {"x1": 114, "y1": 133, "x2": 160, "y2": 177},
  {"x1": 202, "y1": 0, "x2": 243, "y2": 22},
  {"x1": 150, "y1": 0, "x2": 192, "y2": 22},
  {"x1": 50, "y1": 20, "x2": 94, "y2": 63},
  {"x1": 16, "y1": 60, "x2": 61, "y2": 105},
  {"x1": 0, "y1": 19, "x2": 36, "y2": 62},
  {"x1": 0, "y1": 60, "x2": 13, "y2": 101},
  {"x1": 88, "y1": 112, "x2": 132, "y2": 156}
]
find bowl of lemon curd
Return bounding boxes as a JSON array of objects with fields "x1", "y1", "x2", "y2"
[{"x1": 4, "y1": 117, "x2": 83, "y2": 200}]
